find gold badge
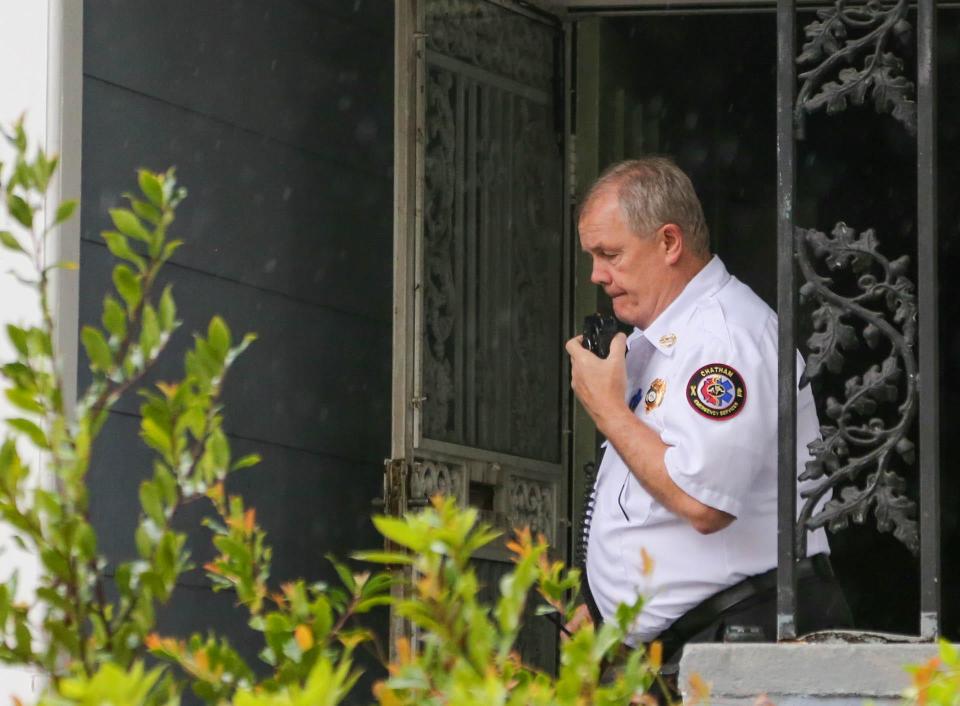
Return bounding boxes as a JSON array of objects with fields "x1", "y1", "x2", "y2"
[
  {"x1": 659, "y1": 334, "x2": 677, "y2": 348},
  {"x1": 644, "y1": 378, "x2": 667, "y2": 412}
]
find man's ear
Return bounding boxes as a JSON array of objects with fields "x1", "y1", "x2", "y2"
[{"x1": 660, "y1": 223, "x2": 684, "y2": 265}]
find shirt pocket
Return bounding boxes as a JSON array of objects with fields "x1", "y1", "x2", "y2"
[
  {"x1": 616, "y1": 470, "x2": 653, "y2": 525},
  {"x1": 637, "y1": 376, "x2": 668, "y2": 434}
]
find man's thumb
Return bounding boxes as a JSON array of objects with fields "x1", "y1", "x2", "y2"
[{"x1": 609, "y1": 331, "x2": 627, "y2": 358}]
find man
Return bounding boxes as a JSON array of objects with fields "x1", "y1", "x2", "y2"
[{"x1": 564, "y1": 158, "x2": 851, "y2": 670}]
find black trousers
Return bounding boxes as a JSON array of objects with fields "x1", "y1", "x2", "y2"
[
  {"x1": 658, "y1": 568, "x2": 853, "y2": 666},
  {"x1": 592, "y1": 560, "x2": 853, "y2": 699}
]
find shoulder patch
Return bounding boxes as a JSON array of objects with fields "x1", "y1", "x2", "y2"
[{"x1": 686, "y1": 363, "x2": 746, "y2": 420}]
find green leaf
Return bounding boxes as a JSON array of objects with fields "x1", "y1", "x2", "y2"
[
  {"x1": 135, "y1": 524, "x2": 153, "y2": 558},
  {"x1": 11, "y1": 161, "x2": 33, "y2": 191},
  {"x1": 26, "y1": 327, "x2": 52, "y2": 357},
  {"x1": 34, "y1": 489, "x2": 62, "y2": 521},
  {"x1": 355, "y1": 596, "x2": 393, "y2": 612},
  {"x1": 138, "y1": 170, "x2": 164, "y2": 207},
  {"x1": 34, "y1": 154, "x2": 58, "y2": 192},
  {"x1": 35, "y1": 587, "x2": 70, "y2": 614},
  {"x1": 213, "y1": 536, "x2": 250, "y2": 564},
  {"x1": 154, "y1": 465, "x2": 178, "y2": 507},
  {"x1": 351, "y1": 550, "x2": 412, "y2": 565},
  {"x1": 231, "y1": 454, "x2": 261, "y2": 471},
  {"x1": 7, "y1": 194, "x2": 32, "y2": 228},
  {"x1": 139, "y1": 481, "x2": 165, "y2": 525},
  {"x1": 0, "y1": 230, "x2": 24, "y2": 254},
  {"x1": 130, "y1": 198, "x2": 162, "y2": 225},
  {"x1": 206, "y1": 429, "x2": 230, "y2": 470},
  {"x1": 112, "y1": 264, "x2": 141, "y2": 309},
  {"x1": 940, "y1": 638, "x2": 959, "y2": 665},
  {"x1": 40, "y1": 548, "x2": 70, "y2": 581},
  {"x1": 158, "y1": 285, "x2": 176, "y2": 331},
  {"x1": 7, "y1": 418, "x2": 48, "y2": 448},
  {"x1": 360, "y1": 572, "x2": 393, "y2": 597},
  {"x1": 141, "y1": 417, "x2": 172, "y2": 457},
  {"x1": 327, "y1": 555, "x2": 356, "y2": 593},
  {"x1": 101, "y1": 295, "x2": 127, "y2": 340},
  {"x1": 81, "y1": 326, "x2": 113, "y2": 372},
  {"x1": 208, "y1": 317, "x2": 231, "y2": 360},
  {"x1": 75, "y1": 522, "x2": 97, "y2": 560},
  {"x1": 102, "y1": 230, "x2": 146, "y2": 271},
  {"x1": 161, "y1": 239, "x2": 183, "y2": 262},
  {"x1": 54, "y1": 199, "x2": 78, "y2": 225},
  {"x1": 140, "y1": 304, "x2": 160, "y2": 354},
  {"x1": 6, "y1": 325, "x2": 29, "y2": 357},
  {"x1": 372, "y1": 516, "x2": 424, "y2": 551},
  {"x1": 5, "y1": 388, "x2": 43, "y2": 415},
  {"x1": 109, "y1": 208, "x2": 151, "y2": 243},
  {"x1": 12, "y1": 120, "x2": 27, "y2": 152}
]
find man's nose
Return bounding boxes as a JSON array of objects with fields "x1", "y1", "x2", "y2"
[{"x1": 590, "y1": 258, "x2": 610, "y2": 285}]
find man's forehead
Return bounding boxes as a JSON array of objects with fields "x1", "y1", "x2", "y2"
[
  {"x1": 580, "y1": 186, "x2": 621, "y2": 221},
  {"x1": 579, "y1": 193, "x2": 627, "y2": 240}
]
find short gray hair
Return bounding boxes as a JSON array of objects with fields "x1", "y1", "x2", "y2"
[{"x1": 581, "y1": 157, "x2": 711, "y2": 257}]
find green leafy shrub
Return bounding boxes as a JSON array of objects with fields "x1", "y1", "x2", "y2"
[
  {"x1": 0, "y1": 120, "x2": 664, "y2": 705},
  {"x1": 904, "y1": 641, "x2": 960, "y2": 706},
  {"x1": 357, "y1": 497, "x2": 660, "y2": 706}
]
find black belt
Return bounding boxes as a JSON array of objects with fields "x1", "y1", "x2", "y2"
[{"x1": 654, "y1": 553, "x2": 835, "y2": 662}]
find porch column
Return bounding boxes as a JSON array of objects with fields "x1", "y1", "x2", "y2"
[{"x1": 0, "y1": 0, "x2": 82, "y2": 698}]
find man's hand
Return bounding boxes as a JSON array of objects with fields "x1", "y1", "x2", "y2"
[
  {"x1": 565, "y1": 332, "x2": 631, "y2": 435},
  {"x1": 562, "y1": 602, "x2": 593, "y2": 641}
]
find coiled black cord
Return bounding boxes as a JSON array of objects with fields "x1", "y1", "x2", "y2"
[{"x1": 576, "y1": 460, "x2": 598, "y2": 570}]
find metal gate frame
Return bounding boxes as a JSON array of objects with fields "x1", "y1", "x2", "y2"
[{"x1": 775, "y1": 0, "x2": 940, "y2": 640}]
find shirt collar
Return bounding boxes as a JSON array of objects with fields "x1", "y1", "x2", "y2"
[{"x1": 628, "y1": 255, "x2": 731, "y2": 357}]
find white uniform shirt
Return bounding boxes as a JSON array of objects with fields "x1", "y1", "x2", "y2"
[{"x1": 585, "y1": 255, "x2": 830, "y2": 644}]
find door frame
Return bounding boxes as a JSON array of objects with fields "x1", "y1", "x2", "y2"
[
  {"x1": 390, "y1": 0, "x2": 578, "y2": 654},
  {"x1": 391, "y1": 0, "x2": 576, "y2": 534}
]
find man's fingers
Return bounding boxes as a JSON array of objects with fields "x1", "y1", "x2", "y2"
[
  {"x1": 563, "y1": 603, "x2": 593, "y2": 639},
  {"x1": 609, "y1": 331, "x2": 628, "y2": 358},
  {"x1": 565, "y1": 335, "x2": 585, "y2": 356}
]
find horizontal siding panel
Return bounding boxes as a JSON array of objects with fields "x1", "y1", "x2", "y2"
[
  {"x1": 78, "y1": 241, "x2": 391, "y2": 462},
  {"x1": 89, "y1": 411, "x2": 383, "y2": 585},
  {"x1": 81, "y1": 77, "x2": 393, "y2": 322},
  {"x1": 83, "y1": 0, "x2": 393, "y2": 175}
]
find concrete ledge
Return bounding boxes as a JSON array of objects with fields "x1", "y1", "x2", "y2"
[{"x1": 679, "y1": 643, "x2": 938, "y2": 705}]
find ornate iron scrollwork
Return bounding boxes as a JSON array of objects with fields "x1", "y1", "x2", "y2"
[
  {"x1": 423, "y1": 66, "x2": 458, "y2": 441},
  {"x1": 796, "y1": 223, "x2": 919, "y2": 554},
  {"x1": 506, "y1": 476, "x2": 556, "y2": 543},
  {"x1": 425, "y1": 0, "x2": 555, "y2": 90},
  {"x1": 411, "y1": 460, "x2": 466, "y2": 505},
  {"x1": 796, "y1": 0, "x2": 916, "y2": 137}
]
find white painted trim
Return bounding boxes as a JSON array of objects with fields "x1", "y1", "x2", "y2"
[
  {"x1": 0, "y1": 1, "x2": 82, "y2": 700},
  {"x1": 45, "y1": 0, "x2": 83, "y2": 419}
]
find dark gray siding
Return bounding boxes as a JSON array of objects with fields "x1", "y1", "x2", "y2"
[{"x1": 79, "y1": 0, "x2": 393, "y2": 685}]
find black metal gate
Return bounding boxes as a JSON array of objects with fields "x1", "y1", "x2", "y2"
[{"x1": 775, "y1": 0, "x2": 939, "y2": 640}]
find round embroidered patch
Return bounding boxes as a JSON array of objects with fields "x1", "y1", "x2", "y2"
[{"x1": 686, "y1": 363, "x2": 746, "y2": 420}]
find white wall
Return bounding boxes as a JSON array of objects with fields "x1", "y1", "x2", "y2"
[{"x1": 0, "y1": 0, "x2": 81, "y2": 699}]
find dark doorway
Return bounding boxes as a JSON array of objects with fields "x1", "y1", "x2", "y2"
[{"x1": 587, "y1": 8, "x2": 960, "y2": 638}]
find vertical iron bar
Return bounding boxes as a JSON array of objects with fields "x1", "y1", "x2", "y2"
[
  {"x1": 467, "y1": 79, "x2": 479, "y2": 446},
  {"x1": 562, "y1": 19, "x2": 575, "y2": 567},
  {"x1": 917, "y1": 0, "x2": 940, "y2": 641},
  {"x1": 776, "y1": 0, "x2": 798, "y2": 641},
  {"x1": 455, "y1": 74, "x2": 466, "y2": 444}
]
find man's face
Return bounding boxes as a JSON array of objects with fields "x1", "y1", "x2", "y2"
[{"x1": 578, "y1": 191, "x2": 668, "y2": 330}]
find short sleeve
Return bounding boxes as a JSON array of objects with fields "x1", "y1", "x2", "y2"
[{"x1": 659, "y1": 328, "x2": 775, "y2": 518}]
